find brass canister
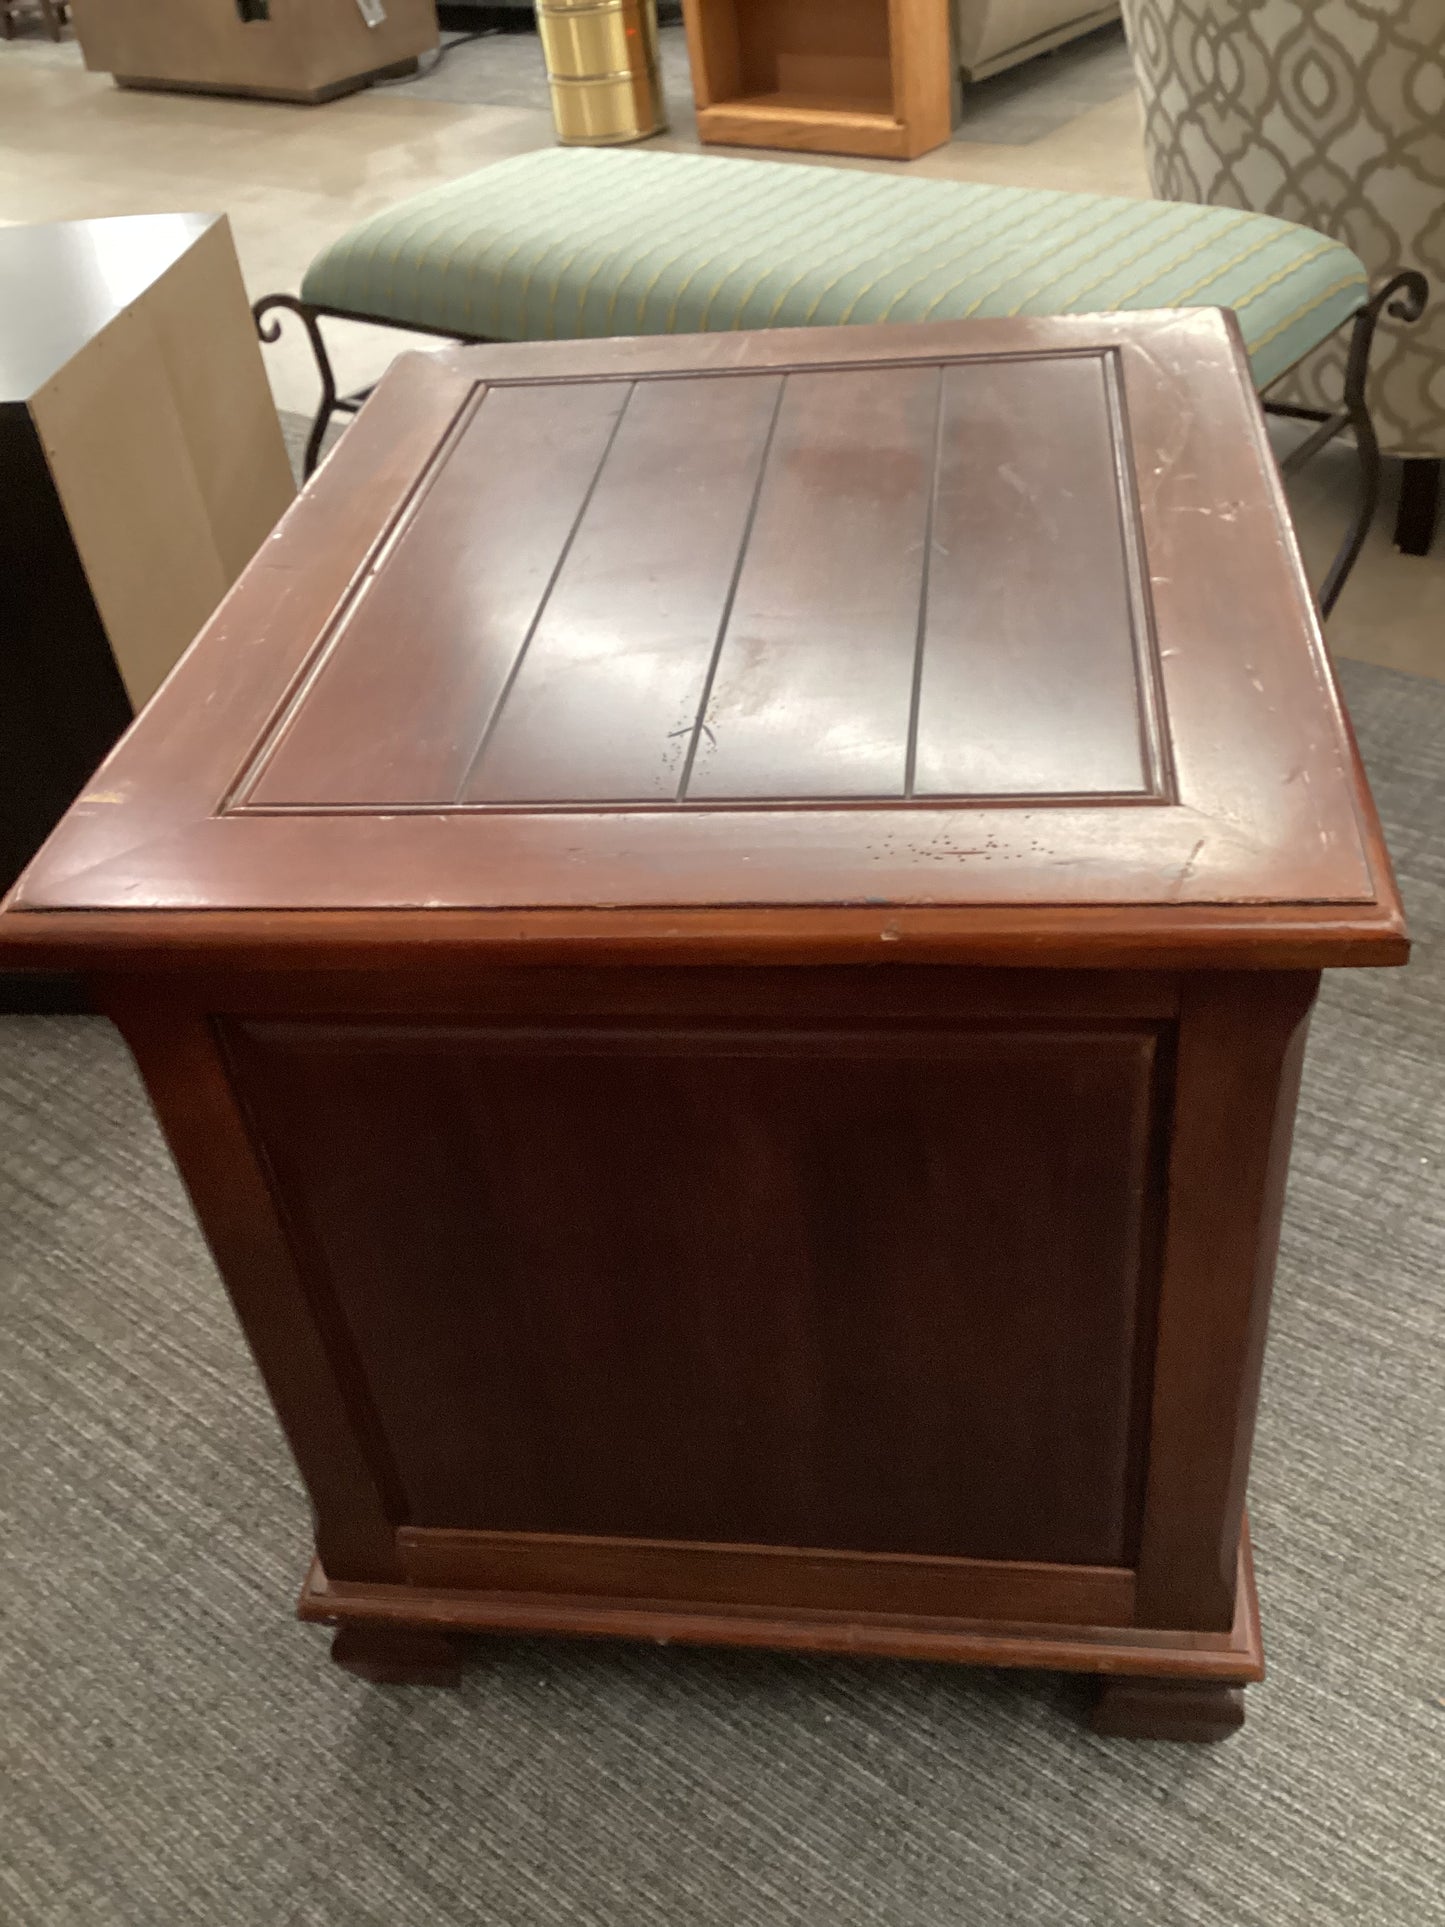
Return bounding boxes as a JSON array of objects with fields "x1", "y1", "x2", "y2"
[{"x1": 536, "y1": 0, "x2": 665, "y2": 146}]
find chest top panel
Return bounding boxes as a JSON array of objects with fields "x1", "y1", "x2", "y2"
[
  {"x1": 5, "y1": 314, "x2": 1405, "y2": 967},
  {"x1": 240, "y1": 348, "x2": 1165, "y2": 812}
]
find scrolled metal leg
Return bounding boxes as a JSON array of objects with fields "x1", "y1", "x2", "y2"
[
  {"x1": 253, "y1": 294, "x2": 339, "y2": 481},
  {"x1": 1318, "y1": 269, "x2": 1429, "y2": 619}
]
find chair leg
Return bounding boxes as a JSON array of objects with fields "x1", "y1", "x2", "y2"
[
  {"x1": 1395, "y1": 457, "x2": 1441, "y2": 557},
  {"x1": 1317, "y1": 270, "x2": 1429, "y2": 619},
  {"x1": 253, "y1": 294, "x2": 340, "y2": 481}
]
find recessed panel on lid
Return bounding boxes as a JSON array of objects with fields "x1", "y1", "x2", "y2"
[
  {"x1": 243, "y1": 350, "x2": 1163, "y2": 813},
  {"x1": 7, "y1": 314, "x2": 1395, "y2": 941}
]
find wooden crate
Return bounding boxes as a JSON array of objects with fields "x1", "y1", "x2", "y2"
[{"x1": 681, "y1": 0, "x2": 952, "y2": 160}]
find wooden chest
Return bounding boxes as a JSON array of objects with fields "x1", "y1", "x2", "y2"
[{"x1": 1, "y1": 317, "x2": 1406, "y2": 1741}]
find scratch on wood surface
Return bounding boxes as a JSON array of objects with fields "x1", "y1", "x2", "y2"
[{"x1": 1172, "y1": 836, "x2": 1207, "y2": 900}]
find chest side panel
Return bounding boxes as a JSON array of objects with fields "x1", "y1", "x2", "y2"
[{"x1": 221, "y1": 1006, "x2": 1168, "y2": 1567}]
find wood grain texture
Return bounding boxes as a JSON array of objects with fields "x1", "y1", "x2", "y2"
[
  {"x1": 694, "y1": 102, "x2": 918, "y2": 161},
  {"x1": 467, "y1": 374, "x2": 783, "y2": 805},
  {"x1": 686, "y1": 363, "x2": 937, "y2": 799},
  {"x1": 400, "y1": 1527, "x2": 1135, "y2": 1627},
  {"x1": 221, "y1": 1012, "x2": 1165, "y2": 1566},
  {"x1": 0, "y1": 903, "x2": 1406, "y2": 977},
  {"x1": 887, "y1": 0, "x2": 954, "y2": 153},
  {"x1": 0, "y1": 315, "x2": 1407, "y2": 1722},
  {"x1": 679, "y1": 0, "x2": 743, "y2": 106},
  {"x1": 105, "y1": 998, "x2": 405, "y2": 1582},
  {"x1": 252, "y1": 380, "x2": 634, "y2": 807},
  {"x1": 736, "y1": 0, "x2": 892, "y2": 105},
  {"x1": 913, "y1": 353, "x2": 1160, "y2": 799},
  {"x1": 256, "y1": 354, "x2": 1158, "y2": 809},
  {"x1": 83, "y1": 964, "x2": 1185, "y2": 1023},
  {"x1": 1134, "y1": 972, "x2": 1318, "y2": 1630},
  {"x1": 681, "y1": 0, "x2": 951, "y2": 159},
  {"x1": 298, "y1": 1526, "x2": 1265, "y2": 1683},
  {"x1": 2, "y1": 316, "x2": 1404, "y2": 969}
]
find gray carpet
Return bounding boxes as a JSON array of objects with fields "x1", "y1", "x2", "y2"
[{"x1": 1, "y1": 656, "x2": 1442, "y2": 1926}]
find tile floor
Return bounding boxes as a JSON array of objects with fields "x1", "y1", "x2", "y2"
[{"x1": 0, "y1": 18, "x2": 1440, "y2": 676}]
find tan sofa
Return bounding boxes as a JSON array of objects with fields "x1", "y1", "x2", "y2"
[{"x1": 955, "y1": 0, "x2": 1121, "y2": 82}]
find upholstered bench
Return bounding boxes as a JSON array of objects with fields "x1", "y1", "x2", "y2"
[{"x1": 257, "y1": 145, "x2": 1426, "y2": 612}]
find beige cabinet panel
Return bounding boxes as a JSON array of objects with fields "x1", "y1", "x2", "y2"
[
  {"x1": 0, "y1": 213, "x2": 295, "y2": 909},
  {"x1": 72, "y1": 0, "x2": 438, "y2": 102},
  {"x1": 30, "y1": 216, "x2": 295, "y2": 711}
]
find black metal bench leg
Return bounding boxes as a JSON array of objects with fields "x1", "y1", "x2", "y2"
[
  {"x1": 1310, "y1": 272, "x2": 1427, "y2": 617},
  {"x1": 1395, "y1": 456, "x2": 1441, "y2": 557},
  {"x1": 1316, "y1": 270, "x2": 1429, "y2": 619},
  {"x1": 253, "y1": 294, "x2": 340, "y2": 481}
]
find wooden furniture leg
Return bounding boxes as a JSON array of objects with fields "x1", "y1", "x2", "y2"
[
  {"x1": 331, "y1": 1624, "x2": 467, "y2": 1687},
  {"x1": 1091, "y1": 1677, "x2": 1247, "y2": 1743}
]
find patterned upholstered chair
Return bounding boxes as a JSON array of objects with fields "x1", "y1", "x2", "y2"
[{"x1": 1122, "y1": 0, "x2": 1444, "y2": 555}]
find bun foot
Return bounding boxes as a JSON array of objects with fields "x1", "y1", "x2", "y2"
[
  {"x1": 1090, "y1": 1677, "x2": 1246, "y2": 1742},
  {"x1": 331, "y1": 1623, "x2": 466, "y2": 1686}
]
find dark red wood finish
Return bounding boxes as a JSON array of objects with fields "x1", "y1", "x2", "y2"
[
  {"x1": 1091, "y1": 1677, "x2": 1247, "y2": 1743},
  {"x1": 221, "y1": 1010, "x2": 1163, "y2": 1567},
  {"x1": 0, "y1": 316, "x2": 1407, "y2": 1739},
  {"x1": 302, "y1": 1529, "x2": 1266, "y2": 1685},
  {"x1": 4, "y1": 315, "x2": 1403, "y2": 958}
]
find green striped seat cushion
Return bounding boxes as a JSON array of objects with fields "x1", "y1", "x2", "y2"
[{"x1": 302, "y1": 147, "x2": 1368, "y2": 391}]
